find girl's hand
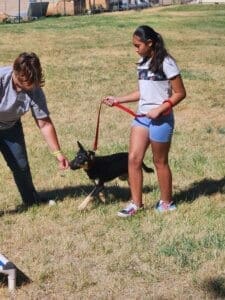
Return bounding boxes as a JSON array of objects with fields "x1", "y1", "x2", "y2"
[
  {"x1": 146, "y1": 107, "x2": 162, "y2": 119},
  {"x1": 102, "y1": 96, "x2": 118, "y2": 107}
]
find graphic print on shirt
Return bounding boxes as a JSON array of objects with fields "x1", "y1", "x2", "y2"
[
  {"x1": 138, "y1": 69, "x2": 167, "y2": 81},
  {"x1": 16, "y1": 93, "x2": 29, "y2": 115}
]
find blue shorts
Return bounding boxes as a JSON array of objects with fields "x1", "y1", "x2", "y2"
[{"x1": 131, "y1": 113, "x2": 174, "y2": 143}]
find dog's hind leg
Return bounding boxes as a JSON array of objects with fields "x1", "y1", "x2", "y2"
[
  {"x1": 98, "y1": 189, "x2": 106, "y2": 203},
  {"x1": 94, "y1": 180, "x2": 105, "y2": 204},
  {"x1": 91, "y1": 185, "x2": 105, "y2": 203}
]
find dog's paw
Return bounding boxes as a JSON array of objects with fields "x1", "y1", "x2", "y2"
[
  {"x1": 78, "y1": 203, "x2": 87, "y2": 211},
  {"x1": 98, "y1": 192, "x2": 106, "y2": 203}
]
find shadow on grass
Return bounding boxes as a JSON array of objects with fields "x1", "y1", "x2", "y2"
[
  {"x1": 40, "y1": 183, "x2": 153, "y2": 205},
  {"x1": 202, "y1": 276, "x2": 225, "y2": 298},
  {"x1": 173, "y1": 177, "x2": 225, "y2": 204},
  {"x1": 0, "y1": 184, "x2": 153, "y2": 217},
  {"x1": 1, "y1": 177, "x2": 225, "y2": 215},
  {"x1": 40, "y1": 184, "x2": 130, "y2": 203},
  {"x1": 0, "y1": 267, "x2": 32, "y2": 289}
]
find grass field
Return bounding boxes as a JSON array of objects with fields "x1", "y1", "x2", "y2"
[{"x1": 0, "y1": 4, "x2": 225, "y2": 299}]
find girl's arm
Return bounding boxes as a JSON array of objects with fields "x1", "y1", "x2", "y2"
[
  {"x1": 102, "y1": 89, "x2": 140, "y2": 106},
  {"x1": 146, "y1": 75, "x2": 186, "y2": 119},
  {"x1": 167, "y1": 74, "x2": 186, "y2": 106}
]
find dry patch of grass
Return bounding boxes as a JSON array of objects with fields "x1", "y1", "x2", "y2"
[{"x1": 0, "y1": 4, "x2": 225, "y2": 299}]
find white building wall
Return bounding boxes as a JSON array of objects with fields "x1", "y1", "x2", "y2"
[{"x1": 0, "y1": 0, "x2": 54, "y2": 17}]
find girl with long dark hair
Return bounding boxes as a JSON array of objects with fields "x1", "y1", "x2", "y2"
[{"x1": 103, "y1": 25, "x2": 186, "y2": 217}]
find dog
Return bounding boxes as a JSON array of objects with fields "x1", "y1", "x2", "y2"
[{"x1": 69, "y1": 141, "x2": 154, "y2": 210}]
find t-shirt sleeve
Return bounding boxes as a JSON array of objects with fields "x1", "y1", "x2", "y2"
[
  {"x1": 163, "y1": 57, "x2": 180, "y2": 79},
  {"x1": 30, "y1": 88, "x2": 50, "y2": 119}
]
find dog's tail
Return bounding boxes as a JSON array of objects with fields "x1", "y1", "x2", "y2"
[{"x1": 142, "y1": 162, "x2": 154, "y2": 173}]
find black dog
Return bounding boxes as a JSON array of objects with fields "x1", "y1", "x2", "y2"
[{"x1": 70, "y1": 141, "x2": 154, "y2": 210}]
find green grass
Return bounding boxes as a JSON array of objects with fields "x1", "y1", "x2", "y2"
[{"x1": 0, "y1": 4, "x2": 225, "y2": 299}]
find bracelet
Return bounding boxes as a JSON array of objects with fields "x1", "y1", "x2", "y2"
[
  {"x1": 163, "y1": 99, "x2": 173, "y2": 107},
  {"x1": 52, "y1": 150, "x2": 62, "y2": 157},
  {"x1": 162, "y1": 99, "x2": 173, "y2": 115}
]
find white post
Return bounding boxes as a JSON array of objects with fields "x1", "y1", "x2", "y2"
[{"x1": 0, "y1": 253, "x2": 16, "y2": 292}]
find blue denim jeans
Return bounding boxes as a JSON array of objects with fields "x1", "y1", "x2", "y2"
[{"x1": 0, "y1": 120, "x2": 39, "y2": 205}]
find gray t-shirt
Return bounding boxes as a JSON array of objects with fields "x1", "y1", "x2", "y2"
[
  {"x1": 0, "y1": 66, "x2": 49, "y2": 129},
  {"x1": 137, "y1": 56, "x2": 180, "y2": 114}
]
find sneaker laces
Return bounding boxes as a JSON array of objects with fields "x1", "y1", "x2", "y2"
[
  {"x1": 124, "y1": 202, "x2": 138, "y2": 212},
  {"x1": 159, "y1": 200, "x2": 174, "y2": 209}
]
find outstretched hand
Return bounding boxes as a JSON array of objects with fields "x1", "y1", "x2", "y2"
[{"x1": 56, "y1": 153, "x2": 70, "y2": 170}]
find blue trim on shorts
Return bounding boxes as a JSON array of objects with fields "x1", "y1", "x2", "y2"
[{"x1": 132, "y1": 113, "x2": 174, "y2": 143}]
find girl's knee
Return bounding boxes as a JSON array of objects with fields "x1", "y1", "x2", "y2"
[
  {"x1": 153, "y1": 157, "x2": 169, "y2": 169},
  {"x1": 129, "y1": 153, "x2": 143, "y2": 168}
]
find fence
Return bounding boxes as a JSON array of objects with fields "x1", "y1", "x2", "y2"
[
  {"x1": 1, "y1": 0, "x2": 32, "y2": 17},
  {"x1": 0, "y1": 0, "x2": 200, "y2": 21},
  {"x1": 0, "y1": 0, "x2": 76, "y2": 19}
]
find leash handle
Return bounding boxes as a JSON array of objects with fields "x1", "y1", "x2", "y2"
[{"x1": 112, "y1": 102, "x2": 145, "y2": 118}]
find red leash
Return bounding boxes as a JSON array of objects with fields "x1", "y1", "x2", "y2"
[
  {"x1": 93, "y1": 102, "x2": 103, "y2": 151},
  {"x1": 93, "y1": 101, "x2": 145, "y2": 151},
  {"x1": 112, "y1": 102, "x2": 145, "y2": 118}
]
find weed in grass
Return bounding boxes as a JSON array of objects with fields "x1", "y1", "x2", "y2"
[
  {"x1": 39, "y1": 269, "x2": 55, "y2": 284},
  {"x1": 182, "y1": 69, "x2": 212, "y2": 81},
  {"x1": 2, "y1": 218, "x2": 16, "y2": 226},
  {"x1": 205, "y1": 126, "x2": 213, "y2": 134},
  {"x1": 201, "y1": 233, "x2": 225, "y2": 250},
  {"x1": 159, "y1": 230, "x2": 225, "y2": 270},
  {"x1": 158, "y1": 235, "x2": 200, "y2": 269},
  {"x1": 217, "y1": 127, "x2": 225, "y2": 135}
]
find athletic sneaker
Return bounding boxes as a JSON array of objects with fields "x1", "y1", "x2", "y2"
[
  {"x1": 117, "y1": 202, "x2": 143, "y2": 218},
  {"x1": 155, "y1": 200, "x2": 176, "y2": 212}
]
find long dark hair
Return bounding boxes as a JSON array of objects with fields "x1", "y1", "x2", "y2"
[
  {"x1": 133, "y1": 25, "x2": 170, "y2": 75},
  {"x1": 13, "y1": 52, "x2": 45, "y2": 87}
]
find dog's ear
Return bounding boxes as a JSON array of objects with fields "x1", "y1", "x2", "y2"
[{"x1": 77, "y1": 141, "x2": 85, "y2": 151}]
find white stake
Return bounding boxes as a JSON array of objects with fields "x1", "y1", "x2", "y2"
[{"x1": 0, "y1": 253, "x2": 16, "y2": 292}]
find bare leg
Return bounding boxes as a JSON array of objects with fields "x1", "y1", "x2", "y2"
[
  {"x1": 151, "y1": 141, "x2": 172, "y2": 203},
  {"x1": 128, "y1": 126, "x2": 149, "y2": 207}
]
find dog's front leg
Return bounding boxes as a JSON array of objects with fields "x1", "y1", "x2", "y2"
[
  {"x1": 78, "y1": 186, "x2": 98, "y2": 210},
  {"x1": 78, "y1": 184, "x2": 104, "y2": 210}
]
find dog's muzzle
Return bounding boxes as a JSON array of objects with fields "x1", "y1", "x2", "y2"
[{"x1": 69, "y1": 161, "x2": 81, "y2": 170}]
